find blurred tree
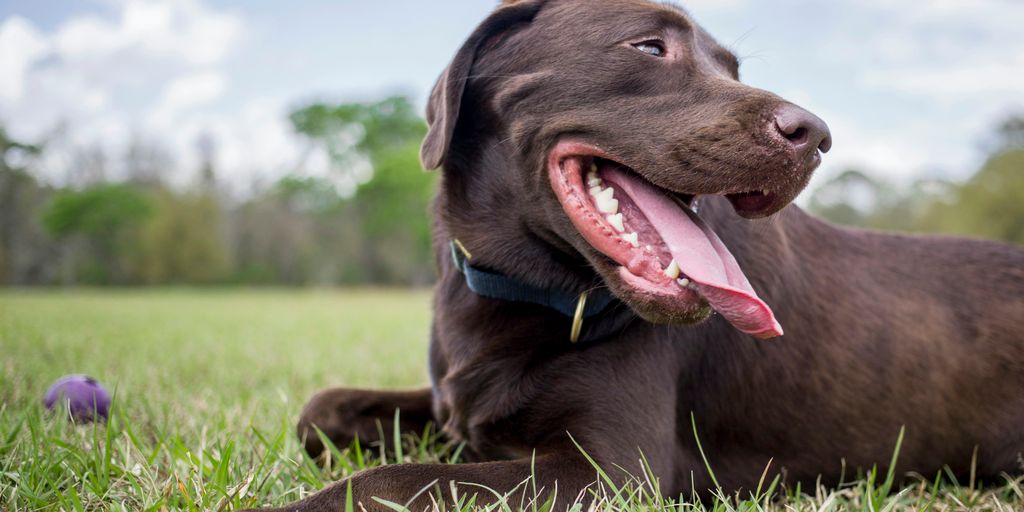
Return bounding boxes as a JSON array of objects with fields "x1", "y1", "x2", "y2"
[
  {"x1": 124, "y1": 137, "x2": 172, "y2": 188},
  {"x1": 41, "y1": 184, "x2": 152, "y2": 284},
  {"x1": 42, "y1": 185, "x2": 151, "y2": 239},
  {"x1": 288, "y1": 96, "x2": 435, "y2": 284},
  {"x1": 917, "y1": 147, "x2": 1024, "y2": 244},
  {"x1": 809, "y1": 114, "x2": 1024, "y2": 246},
  {"x1": 290, "y1": 96, "x2": 425, "y2": 162},
  {"x1": 807, "y1": 169, "x2": 944, "y2": 232},
  {"x1": 356, "y1": 141, "x2": 435, "y2": 283},
  {"x1": 275, "y1": 175, "x2": 345, "y2": 215},
  {"x1": 227, "y1": 192, "x2": 319, "y2": 285},
  {"x1": 134, "y1": 190, "x2": 229, "y2": 284},
  {"x1": 0, "y1": 127, "x2": 59, "y2": 284},
  {"x1": 991, "y1": 113, "x2": 1024, "y2": 152},
  {"x1": 195, "y1": 133, "x2": 218, "y2": 190},
  {"x1": 125, "y1": 134, "x2": 232, "y2": 284},
  {"x1": 2, "y1": 108, "x2": 1020, "y2": 287},
  {"x1": 69, "y1": 145, "x2": 109, "y2": 186},
  {"x1": 807, "y1": 169, "x2": 880, "y2": 227}
]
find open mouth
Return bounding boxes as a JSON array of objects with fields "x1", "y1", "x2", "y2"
[{"x1": 548, "y1": 141, "x2": 783, "y2": 339}]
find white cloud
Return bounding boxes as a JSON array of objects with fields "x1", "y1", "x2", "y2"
[
  {"x1": 785, "y1": 94, "x2": 941, "y2": 191},
  {"x1": 790, "y1": 0, "x2": 1024, "y2": 185},
  {"x1": 863, "y1": 59, "x2": 1024, "y2": 101},
  {"x1": 0, "y1": 16, "x2": 49, "y2": 101},
  {"x1": 51, "y1": 0, "x2": 241, "y2": 65},
  {"x1": 149, "y1": 71, "x2": 227, "y2": 126},
  {"x1": 2, "y1": 0, "x2": 1020, "y2": 195},
  {"x1": 173, "y1": 98, "x2": 365, "y2": 196},
  {"x1": 0, "y1": 0, "x2": 265, "y2": 186},
  {"x1": 833, "y1": 0, "x2": 1024, "y2": 102},
  {"x1": 185, "y1": 99, "x2": 309, "y2": 185}
]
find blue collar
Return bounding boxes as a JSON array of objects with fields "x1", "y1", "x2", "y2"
[{"x1": 450, "y1": 240, "x2": 616, "y2": 329}]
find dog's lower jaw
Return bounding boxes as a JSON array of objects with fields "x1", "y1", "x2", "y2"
[
  {"x1": 547, "y1": 141, "x2": 784, "y2": 338},
  {"x1": 612, "y1": 266, "x2": 716, "y2": 325}
]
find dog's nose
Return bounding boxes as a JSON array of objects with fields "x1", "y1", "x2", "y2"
[{"x1": 773, "y1": 104, "x2": 832, "y2": 155}]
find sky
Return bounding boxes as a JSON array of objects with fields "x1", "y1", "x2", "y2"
[{"x1": 1, "y1": 0, "x2": 1022, "y2": 198}]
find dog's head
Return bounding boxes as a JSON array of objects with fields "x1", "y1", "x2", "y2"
[{"x1": 424, "y1": 0, "x2": 830, "y2": 339}]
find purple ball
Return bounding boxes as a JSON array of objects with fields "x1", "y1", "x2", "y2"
[{"x1": 43, "y1": 374, "x2": 111, "y2": 422}]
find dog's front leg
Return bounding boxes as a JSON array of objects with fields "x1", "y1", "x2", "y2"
[
  {"x1": 243, "y1": 452, "x2": 600, "y2": 512},
  {"x1": 297, "y1": 387, "x2": 435, "y2": 459}
]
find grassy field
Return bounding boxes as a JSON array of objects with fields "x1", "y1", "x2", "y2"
[{"x1": 1, "y1": 290, "x2": 1022, "y2": 511}]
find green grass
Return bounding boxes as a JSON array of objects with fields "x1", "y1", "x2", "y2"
[{"x1": 1, "y1": 289, "x2": 1022, "y2": 511}]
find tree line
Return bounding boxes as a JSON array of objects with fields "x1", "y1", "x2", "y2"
[
  {"x1": 0, "y1": 96, "x2": 434, "y2": 286},
  {"x1": 0, "y1": 100, "x2": 1020, "y2": 287},
  {"x1": 807, "y1": 115, "x2": 1024, "y2": 244}
]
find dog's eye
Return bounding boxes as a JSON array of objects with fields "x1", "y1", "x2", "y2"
[{"x1": 632, "y1": 40, "x2": 666, "y2": 57}]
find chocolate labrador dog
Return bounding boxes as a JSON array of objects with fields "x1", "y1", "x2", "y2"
[{"x1": 247, "y1": 0, "x2": 1024, "y2": 510}]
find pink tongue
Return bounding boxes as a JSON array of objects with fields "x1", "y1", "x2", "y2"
[{"x1": 604, "y1": 168, "x2": 783, "y2": 339}]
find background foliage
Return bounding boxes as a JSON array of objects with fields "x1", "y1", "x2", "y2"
[
  {"x1": 1, "y1": 103, "x2": 1021, "y2": 287},
  {"x1": 0, "y1": 96, "x2": 434, "y2": 286},
  {"x1": 807, "y1": 115, "x2": 1024, "y2": 244}
]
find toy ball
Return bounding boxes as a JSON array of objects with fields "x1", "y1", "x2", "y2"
[{"x1": 43, "y1": 374, "x2": 111, "y2": 422}]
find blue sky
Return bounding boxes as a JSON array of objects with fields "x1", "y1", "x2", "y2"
[{"x1": 1, "y1": 0, "x2": 1022, "y2": 197}]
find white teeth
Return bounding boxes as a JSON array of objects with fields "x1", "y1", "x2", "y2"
[
  {"x1": 676, "y1": 278, "x2": 697, "y2": 292},
  {"x1": 590, "y1": 186, "x2": 618, "y2": 214},
  {"x1": 597, "y1": 197, "x2": 619, "y2": 214},
  {"x1": 587, "y1": 173, "x2": 602, "y2": 187},
  {"x1": 606, "y1": 213, "x2": 625, "y2": 232},
  {"x1": 590, "y1": 162, "x2": 598, "y2": 174},
  {"x1": 596, "y1": 190, "x2": 619, "y2": 214},
  {"x1": 622, "y1": 232, "x2": 639, "y2": 247},
  {"x1": 663, "y1": 260, "x2": 680, "y2": 279}
]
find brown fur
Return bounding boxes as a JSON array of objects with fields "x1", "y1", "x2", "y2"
[{"x1": 245, "y1": 1, "x2": 1024, "y2": 510}]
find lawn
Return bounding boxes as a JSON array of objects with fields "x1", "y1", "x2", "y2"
[{"x1": 1, "y1": 290, "x2": 1021, "y2": 511}]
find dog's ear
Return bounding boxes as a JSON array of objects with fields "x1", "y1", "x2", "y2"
[{"x1": 420, "y1": 1, "x2": 543, "y2": 170}]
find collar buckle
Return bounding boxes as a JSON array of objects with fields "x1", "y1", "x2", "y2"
[{"x1": 570, "y1": 290, "x2": 589, "y2": 343}]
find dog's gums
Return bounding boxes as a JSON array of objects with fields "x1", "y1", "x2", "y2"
[{"x1": 548, "y1": 141, "x2": 783, "y2": 339}]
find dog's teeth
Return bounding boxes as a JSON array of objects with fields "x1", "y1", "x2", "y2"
[
  {"x1": 663, "y1": 260, "x2": 680, "y2": 279},
  {"x1": 587, "y1": 165, "x2": 601, "y2": 185},
  {"x1": 622, "y1": 232, "x2": 639, "y2": 247},
  {"x1": 589, "y1": 186, "x2": 602, "y2": 197},
  {"x1": 597, "y1": 198, "x2": 619, "y2": 214},
  {"x1": 677, "y1": 277, "x2": 690, "y2": 287},
  {"x1": 645, "y1": 245, "x2": 653, "y2": 252},
  {"x1": 606, "y1": 213, "x2": 625, "y2": 232},
  {"x1": 596, "y1": 190, "x2": 619, "y2": 214}
]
